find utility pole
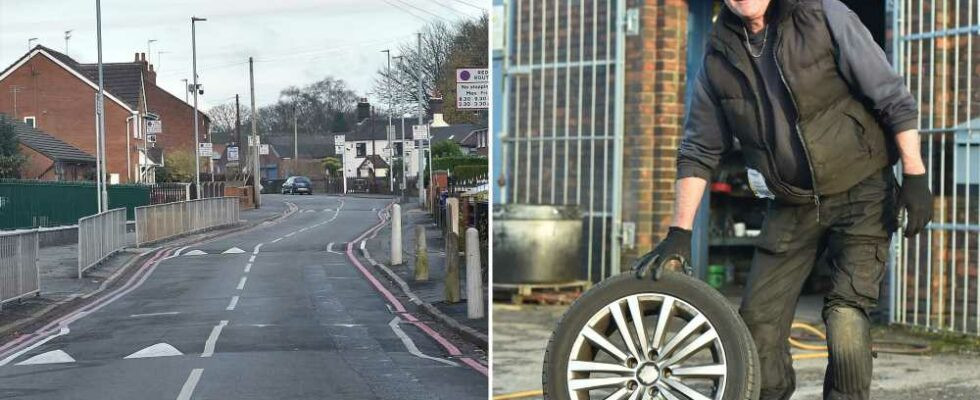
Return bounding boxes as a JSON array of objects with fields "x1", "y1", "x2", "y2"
[
  {"x1": 235, "y1": 94, "x2": 243, "y2": 175},
  {"x1": 95, "y1": 1, "x2": 107, "y2": 212},
  {"x1": 191, "y1": 17, "x2": 206, "y2": 198},
  {"x1": 417, "y1": 32, "x2": 430, "y2": 206},
  {"x1": 249, "y1": 57, "x2": 261, "y2": 208},
  {"x1": 64, "y1": 30, "x2": 72, "y2": 54},
  {"x1": 293, "y1": 104, "x2": 298, "y2": 160}
]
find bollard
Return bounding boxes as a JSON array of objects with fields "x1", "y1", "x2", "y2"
[
  {"x1": 390, "y1": 204, "x2": 402, "y2": 266},
  {"x1": 465, "y1": 227, "x2": 484, "y2": 319},
  {"x1": 444, "y1": 232, "x2": 461, "y2": 303},
  {"x1": 414, "y1": 225, "x2": 428, "y2": 281},
  {"x1": 446, "y1": 197, "x2": 460, "y2": 237}
]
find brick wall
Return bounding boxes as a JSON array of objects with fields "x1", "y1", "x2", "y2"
[
  {"x1": 0, "y1": 53, "x2": 138, "y2": 183},
  {"x1": 19, "y1": 145, "x2": 55, "y2": 180},
  {"x1": 621, "y1": 0, "x2": 690, "y2": 263}
]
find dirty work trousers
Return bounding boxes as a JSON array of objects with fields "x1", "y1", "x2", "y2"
[{"x1": 740, "y1": 167, "x2": 898, "y2": 400}]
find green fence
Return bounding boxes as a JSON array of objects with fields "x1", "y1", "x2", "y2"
[{"x1": 0, "y1": 180, "x2": 150, "y2": 229}]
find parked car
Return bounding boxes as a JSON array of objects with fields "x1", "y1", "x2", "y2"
[{"x1": 281, "y1": 176, "x2": 313, "y2": 195}]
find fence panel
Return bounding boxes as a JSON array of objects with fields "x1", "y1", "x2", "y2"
[
  {"x1": 500, "y1": 0, "x2": 627, "y2": 281},
  {"x1": 0, "y1": 229, "x2": 40, "y2": 309},
  {"x1": 891, "y1": 0, "x2": 980, "y2": 335},
  {"x1": 136, "y1": 197, "x2": 240, "y2": 246},
  {"x1": 0, "y1": 180, "x2": 150, "y2": 229},
  {"x1": 77, "y1": 208, "x2": 128, "y2": 278}
]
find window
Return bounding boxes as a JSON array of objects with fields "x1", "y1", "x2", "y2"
[
  {"x1": 356, "y1": 143, "x2": 367, "y2": 157},
  {"x1": 394, "y1": 142, "x2": 404, "y2": 156},
  {"x1": 23, "y1": 116, "x2": 36, "y2": 128}
]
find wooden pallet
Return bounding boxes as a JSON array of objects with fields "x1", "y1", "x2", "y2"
[{"x1": 493, "y1": 281, "x2": 592, "y2": 305}]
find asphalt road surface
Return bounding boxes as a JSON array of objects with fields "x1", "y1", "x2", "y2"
[{"x1": 0, "y1": 195, "x2": 487, "y2": 400}]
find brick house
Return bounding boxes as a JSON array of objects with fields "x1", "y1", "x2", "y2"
[
  {"x1": 0, "y1": 45, "x2": 208, "y2": 183},
  {"x1": 1, "y1": 114, "x2": 95, "y2": 181}
]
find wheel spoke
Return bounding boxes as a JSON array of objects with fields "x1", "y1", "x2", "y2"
[
  {"x1": 657, "y1": 314, "x2": 706, "y2": 361},
  {"x1": 661, "y1": 329, "x2": 718, "y2": 367},
  {"x1": 657, "y1": 386, "x2": 684, "y2": 400},
  {"x1": 602, "y1": 387, "x2": 632, "y2": 400},
  {"x1": 669, "y1": 364, "x2": 726, "y2": 378},
  {"x1": 568, "y1": 376, "x2": 632, "y2": 391},
  {"x1": 650, "y1": 297, "x2": 675, "y2": 351},
  {"x1": 627, "y1": 387, "x2": 643, "y2": 400},
  {"x1": 569, "y1": 360, "x2": 634, "y2": 374},
  {"x1": 627, "y1": 296, "x2": 650, "y2": 358},
  {"x1": 609, "y1": 302, "x2": 641, "y2": 359},
  {"x1": 660, "y1": 378, "x2": 712, "y2": 400},
  {"x1": 582, "y1": 326, "x2": 630, "y2": 361}
]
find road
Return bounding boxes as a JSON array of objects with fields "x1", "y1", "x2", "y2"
[{"x1": 0, "y1": 195, "x2": 487, "y2": 400}]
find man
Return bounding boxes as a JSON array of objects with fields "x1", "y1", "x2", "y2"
[{"x1": 633, "y1": 0, "x2": 933, "y2": 399}]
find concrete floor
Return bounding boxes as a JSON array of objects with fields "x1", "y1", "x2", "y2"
[
  {"x1": 491, "y1": 301, "x2": 980, "y2": 400},
  {"x1": 0, "y1": 195, "x2": 487, "y2": 399}
]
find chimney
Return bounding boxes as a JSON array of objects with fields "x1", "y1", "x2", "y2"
[
  {"x1": 429, "y1": 96, "x2": 448, "y2": 127},
  {"x1": 135, "y1": 52, "x2": 157, "y2": 85},
  {"x1": 356, "y1": 98, "x2": 371, "y2": 123}
]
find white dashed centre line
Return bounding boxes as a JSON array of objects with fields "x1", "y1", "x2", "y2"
[
  {"x1": 271, "y1": 238, "x2": 282, "y2": 243},
  {"x1": 284, "y1": 232, "x2": 296, "y2": 238},
  {"x1": 248, "y1": 255, "x2": 256, "y2": 263},
  {"x1": 252, "y1": 243, "x2": 263, "y2": 254},
  {"x1": 236, "y1": 276, "x2": 248, "y2": 290},
  {"x1": 226, "y1": 296, "x2": 239, "y2": 311},
  {"x1": 201, "y1": 321, "x2": 228, "y2": 358},
  {"x1": 244, "y1": 263, "x2": 252, "y2": 273},
  {"x1": 176, "y1": 368, "x2": 204, "y2": 400}
]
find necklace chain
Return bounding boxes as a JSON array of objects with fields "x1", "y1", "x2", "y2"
[{"x1": 743, "y1": 25, "x2": 768, "y2": 58}]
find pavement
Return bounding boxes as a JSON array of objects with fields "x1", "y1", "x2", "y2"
[
  {"x1": 364, "y1": 200, "x2": 488, "y2": 339},
  {"x1": 491, "y1": 294, "x2": 980, "y2": 400},
  {"x1": 0, "y1": 194, "x2": 487, "y2": 399}
]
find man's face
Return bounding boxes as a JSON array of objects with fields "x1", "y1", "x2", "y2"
[{"x1": 723, "y1": 0, "x2": 771, "y2": 21}]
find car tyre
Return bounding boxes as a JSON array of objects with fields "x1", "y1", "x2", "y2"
[{"x1": 542, "y1": 272, "x2": 760, "y2": 400}]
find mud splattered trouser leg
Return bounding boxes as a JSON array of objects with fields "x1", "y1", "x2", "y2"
[{"x1": 739, "y1": 168, "x2": 898, "y2": 400}]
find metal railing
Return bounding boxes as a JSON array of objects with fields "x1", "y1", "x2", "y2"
[
  {"x1": 890, "y1": 0, "x2": 980, "y2": 335},
  {"x1": 77, "y1": 208, "x2": 128, "y2": 279},
  {"x1": 135, "y1": 197, "x2": 240, "y2": 246},
  {"x1": 0, "y1": 229, "x2": 40, "y2": 309}
]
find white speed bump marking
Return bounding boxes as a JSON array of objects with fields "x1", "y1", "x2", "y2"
[
  {"x1": 183, "y1": 250, "x2": 207, "y2": 256},
  {"x1": 16, "y1": 350, "x2": 75, "y2": 365},
  {"x1": 124, "y1": 343, "x2": 183, "y2": 359},
  {"x1": 222, "y1": 247, "x2": 246, "y2": 254}
]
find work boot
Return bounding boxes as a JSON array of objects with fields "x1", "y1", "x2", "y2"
[{"x1": 822, "y1": 305, "x2": 872, "y2": 400}]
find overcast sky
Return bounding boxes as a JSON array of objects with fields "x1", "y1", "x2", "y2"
[{"x1": 0, "y1": 0, "x2": 485, "y2": 111}]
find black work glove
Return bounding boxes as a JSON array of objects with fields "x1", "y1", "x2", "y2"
[
  {"x1": 632, "y1": 227, "x2": 692, "y2": 280},
  {"x1": 898, "y1": 174, "x2": 933, "y2": 237}
]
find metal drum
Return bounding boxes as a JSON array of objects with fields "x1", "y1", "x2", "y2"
[{"x1": 492, "y1": 204, "x2": 583, "y2": 284}]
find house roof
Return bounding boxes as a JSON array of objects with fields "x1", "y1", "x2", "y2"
[
  {"x1": 76, "y1": 63, "x2": 144, "y2": 110},
  {"x1": 430, "y1": 124, "x2": 484, "y2": 145},
  {"x1": 1, "y1": 114, "x2": 95, "y2": 163},
  {"x1": 0, "y1": 46, "x2": 137, "y2": 113},
  {"x1": 359, "y1": 154, "x2": 389, "y2": 169},
  {"x1": 459, "y1": 127, "x2": 488, "y2": 148},
  {"x1": 348, "y1": 117, "x2": 410, "y2": 141}
]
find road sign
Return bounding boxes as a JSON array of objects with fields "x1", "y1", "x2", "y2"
[
  {"x1": 412, "y1": 124, "x2": 429, "y2": 141},
  {"x1": 259, "y1": 144, "x2": 269, "y2": 155},
  {"x1": 457, "y1": 68, "x2": 489, "y2": 83},
  {"x1": 198, "y1": 142, "x2": 212, "y2": 157},
  {"x1": 146, "y1": 120, "x2": 162, "y2": 134},
  {"x1": 334, "y1": 134, "x2": 345, "y2": 146},
  {"x1": 456, "y1": 82, "x2": 489, "y2": 109},
  {"x1": 228, "y1": 146, "x2": 239, "y2": 161},
  {"x1": 335, "y1": 145, "x2": 344, "y2": 154}
]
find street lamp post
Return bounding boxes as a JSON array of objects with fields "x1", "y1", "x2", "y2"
[
  {"x1": 381, "y1": 49, "x2": 394, "y2": 194},
  {"x1": 94, "y1": 3, "x2": 107, "y2": 212},
  {"x1": 27, "y1": 37, "x2": 37, "y2": 51},
  {"x1": 147, "y1": 39, "x2": 157, "y2": 59},
  {"x1": 191, "y1": 17, "x2": 206, "y2": 198},
  {"x1": 64, "y1": 30, "x2": 72, "y2": 54}
]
